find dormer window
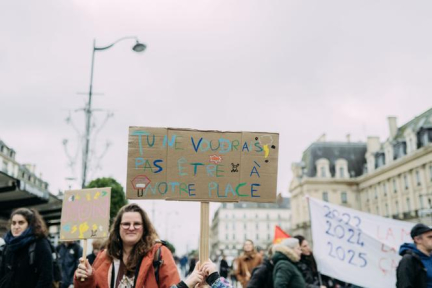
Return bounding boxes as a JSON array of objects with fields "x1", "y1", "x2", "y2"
[
  {"x1": 335, "y1": 159, "x2": 349, "y2": 179},
  {"x1": 316, "y1": 158, "x2": 330, "y2": 178}
]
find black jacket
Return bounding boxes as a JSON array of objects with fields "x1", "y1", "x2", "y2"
[
  {"x1": 247, "y1": 258, "x2": 274, "y2": 288},
  {"x1": 0, "y1": 237, "x2": 53, "y2": 288},
  {"x1": 397, "y1": 249, "x2": 427, "y2": 288},
  {"x1": 296, "y1": 255, "x2": 322, "y2": 288},
  {"x1": 219, "y1": 259, "x2": 230, "y2": 278},
  {"x1": 57, "y1": 242, "x2": 82, "y2": 288}
]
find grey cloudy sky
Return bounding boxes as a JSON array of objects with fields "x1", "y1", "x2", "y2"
[{"x1": 1, "y1": 0, "x2": 432, "y2": 255}]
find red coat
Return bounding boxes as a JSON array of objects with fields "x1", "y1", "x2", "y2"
[{"x1": 74, "y1": 243, "x2": 180, "y2": 288}]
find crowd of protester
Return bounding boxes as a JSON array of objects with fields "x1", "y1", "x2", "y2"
[{"x1": 1, "y1": 204, "x2": 431, "y2": 288}]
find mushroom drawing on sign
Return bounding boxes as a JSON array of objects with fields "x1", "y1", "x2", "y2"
[{"x1": 131, "y1": 175, "x2": 151, "y2": 197}]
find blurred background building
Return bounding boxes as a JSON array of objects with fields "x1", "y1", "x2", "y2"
[
  {"x1": 0, "y1": 139, "x2": 62, "y2": 242},
  {"x1": 210, "y1": 196, "x2": 290, "y2": 261},
  {"x1": 291, "y1": 107, "x2": 432, "y2": 239}
]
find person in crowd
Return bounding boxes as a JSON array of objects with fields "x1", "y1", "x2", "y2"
[
  {"x1": 397, "y1": 223, "x2": 432, "y2": 288},
  {"x1": 172, "y1": 260, "x2": 232, "y2": 288},
  {"x1": 294, "y1": 235, "x2": 327, "y2": 288},
  {"x1": 58, "y1": 240, "x2": 83, "y2": 288},
  {"x1": 74, "y1": 203, "x2": 180, "y2": 288},
  {"x1": 179, "y1": 255, "x2": 189, "y2": 277},
  {"x1": 0, "y1": 208, "x2": 53, "y2": 288},
  {"x1": 188, "y1": 252, "x2": 198, "y2": 276},
  {"x1": 87, "y1": 239, "x2": 103, "y2": 266},
  {"x1": 247, "y1": 244, "x2": 274, "y2": 288},
  {"x1": 235, "y1": 239, "x2": 263, "y2": 287},
  {"x1": 219, "y1": 254, "x2": 230, "y2": 279},
  {"x1": 272, "y1": 238, "x2": 305, "y2": 288}
]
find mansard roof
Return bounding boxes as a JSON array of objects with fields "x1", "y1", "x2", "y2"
[
  {"x1": 301, "y1": 142, "x2": 367, "y2": 178},
  {"x1": 394, "y1": 107, "x2": 432, "y2": 140}
]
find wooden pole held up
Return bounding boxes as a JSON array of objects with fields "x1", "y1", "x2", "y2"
[{"x1": 199, "y1": 202, "x2": 210, "y2": 265}]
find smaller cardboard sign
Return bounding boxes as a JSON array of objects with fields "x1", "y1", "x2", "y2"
[{"x1": 60, "y1": 187, "x2": 111, "y2": 240}]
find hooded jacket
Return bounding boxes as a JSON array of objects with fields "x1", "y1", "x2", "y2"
[
  {"x1": 397, "y1": 243, "x2": 432, "y2": 288},
  {"x1": 271, "y1": 244, "x2": 305, "y2": 288}
]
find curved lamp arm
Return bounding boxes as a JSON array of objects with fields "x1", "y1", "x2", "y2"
[{"x1": 94, "y1": 36, "x2": 146, "y2": 52}]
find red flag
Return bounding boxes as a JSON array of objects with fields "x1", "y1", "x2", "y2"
[{"x1": 273, "y1": 225, "x2": 290, "y2": 244}]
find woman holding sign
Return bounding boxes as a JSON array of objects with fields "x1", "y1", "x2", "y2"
[
  {"x1": 0, "y1": 208, "x2": 53, "y2": 288},
  {"x1": 74, "y1": 203, "x2": 180, "y2": 288}
]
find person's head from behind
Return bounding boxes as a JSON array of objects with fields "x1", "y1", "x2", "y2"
[
  {"x1": 294, "y1": 235, "x2": 311, "y2": 256},
  {"x1": 411, "y1": 223, "x2": 432, "y2": 253},
  {"x1": 92, "y1": 239, "x2": 103, "y2": 255},
  {"x1": 280, "y1": 238, "x2": 302, "y2": 258},
  {"x1": 9, "y1": 208, "x2": 47, "y2": 238},
  {"x1": 107, "y1": 203, "x2": 158, "y2": 260},
  {"x1": 243, "y1": 239, "x2": 255, "y2": 253}
]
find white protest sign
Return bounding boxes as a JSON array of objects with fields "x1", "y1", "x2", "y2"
[{"x1": 309, "y1": 197, "x2": 415, "y2": 288}]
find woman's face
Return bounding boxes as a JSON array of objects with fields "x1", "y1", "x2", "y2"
[
  {"x1": 119, "y1": 212, "x2": 144, "y2": 247},
  {"x1": 243, "y1": 241, "x2": 253, "y2": 252},
  {"x1": 11, "y1": 214, "x2": 29, "y2": 237},
  {"x1": 300, "y1": 240, "x2": 312, "y2": 255}
]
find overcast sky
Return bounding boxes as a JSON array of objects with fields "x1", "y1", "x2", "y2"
[{"x1": 1, "y1": 0, "x2": 432, "y2": 255}]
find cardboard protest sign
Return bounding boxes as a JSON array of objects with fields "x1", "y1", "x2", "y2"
[
  {"x1": 126, "y1": 127, "x2": 279, "y2": 202},
  {"x1": 309, "y1": 197, "x2": 414, "y2": 288},
  {"x1": 60, "y1": 188, "x2": 111, "y2": 240}
]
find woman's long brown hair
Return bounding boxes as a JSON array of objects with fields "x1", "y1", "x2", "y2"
[{"x1": 106, "y1": 203, "x2": 159, "y2": 272}]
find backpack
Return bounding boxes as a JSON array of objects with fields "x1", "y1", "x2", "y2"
[
  {"x1": 28, "y1": 239, "x2": 62, "y2": 288},
  {"x1": 247, "y1": 259, "x2": 274, "y2": 288}
]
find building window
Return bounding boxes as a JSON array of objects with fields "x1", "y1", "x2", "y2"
[
  {"x1": 375, "y1": 187, "x2": 378, "y2": 199},
  {"x1": 383, "y1": 183, "x2": 387, "y2": 196},
  {"x1": 430, "y1": 165, "x2": 432, "y2": 181},
  {"x1": 341, "y1": 192, "x2": 347, "y2": 204},
  {"x1": 256, "y1": 223, "x2": 259, "y2": 229},
  {"x1": 233, "y1": 234, "x2": 236, "y2": 240},
  {"x1": 385, "y1": 203, "x2": 389, "y2": 217},
  {"x1": 268, "y1": 234, "x2": 271, "y2": 240},
  {"x1": 226, "y1": 234, "x2": 229, "y2": 240},
  {"x1": 267, "y1": 223, "x2": 270, "y2": 229},
  {"x1": 393, "y1": 178, "x2": 397, "y2": 193},
  {"x1": 244, "y1": 234, "x2": 247, "y2": 240},
  {"x1": 323, "y1": 192, "x2": 329, "y2": 202},
  {"x1": 416, "y1": 170, "x2": 421, "y2": 186},
  {"x1": 395, "y1": 201, "x2": 399, "y2": 215},
  {"x1": 407, "y1": 198, "x2": 411, "y2": 212},
  {"x1": 233, "y1": 223, "x2": 235, "y2": 229},
  {"x1": 243, "y1": 214, "x2": 246, "y2": 219},
  {"x1": 2, "y1": 161, "x2": 7, "y2": 173},
  {"x1": 404, "y1": 174, "x2": 409, "y2": 190},
  {"x1": 320, "y1": 167, "x2": 326, "y2": 178},
  {"x1": 226, "y1": 223, "x2": 229, "y2": 229},
  {"x1": 376, "y1": 206, "x2": 380, "y2": 215},
  {"x1": 266, "y1": 214, "x2": 269, "y2": 220},
  {"x1": 420, "y1": 195, "x2": 424, "y2": 209},
  {"x1": 244, "y1": 223, "x2": 247, "y2": 229},
  {"x1": 340, "y1": 167, "x2": 345, "y2": 178},
  {"x1": 256, "y1": 234, "x2": 259, "y2": 240}
]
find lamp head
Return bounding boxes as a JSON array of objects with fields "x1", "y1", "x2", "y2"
[{"x1": 132, "y1": 41, "x2": 146, "y2": 52}]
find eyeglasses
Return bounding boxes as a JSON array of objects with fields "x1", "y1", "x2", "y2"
[{"x1": 120, "y1": 222, "x2": 143, "y2": 229}]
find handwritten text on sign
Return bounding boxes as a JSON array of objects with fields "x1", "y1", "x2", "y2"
[
  {"x1": 126, "y1": 127, "x2": 279, "y2": 202},
  {"x1": 309, "y1": 197, "x2": 414, "y2": 288},
  {"x1": 60, "y1": 188, "x2": 111, "y2": 240}
]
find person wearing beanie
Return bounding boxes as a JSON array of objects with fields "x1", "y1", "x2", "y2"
[
  {"x1": 235, "y1": 239, "x2": 263, "y2": 287},
  {"x1": 397, "y1": 223, "x2": 432, "y2": 288},
  {"x1": 271, "y1": 237, "x2": 305, "y2": 288}
]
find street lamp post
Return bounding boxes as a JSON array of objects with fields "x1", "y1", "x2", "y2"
[{"x1": 81, "y1": 37, "x2": 146, "y2": 188}]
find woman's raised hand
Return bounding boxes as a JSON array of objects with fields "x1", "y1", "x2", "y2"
[{"x1": 75, "y1": 258, "x2": 93, "y2": 281}]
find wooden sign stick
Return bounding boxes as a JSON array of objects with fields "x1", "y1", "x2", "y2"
[
  {"x1": 81, "y1": 239, "x2": 88, "y2": 281},
  {"x1": 199, "y1": 202, "x2": 210, "y2": 265}
]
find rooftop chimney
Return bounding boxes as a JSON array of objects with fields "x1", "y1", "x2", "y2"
[{"x1": 388, "y1": 117, "x2": 398, "y2": 139}]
